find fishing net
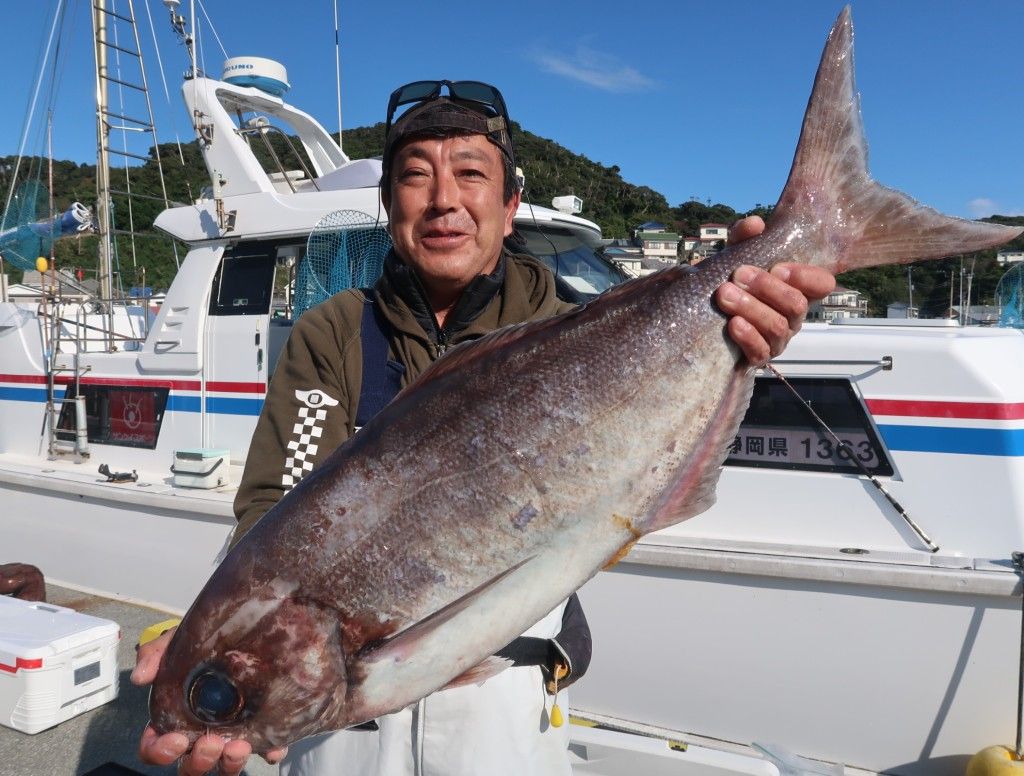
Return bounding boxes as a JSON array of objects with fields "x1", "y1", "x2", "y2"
[
  {"x1": 294, "y1": 210, "x2": 392, "y2": 318},
  {"x1": 996, "y1": 264, "x2": 1024, "y2": 328},
  {"x1": 0, "y1": 182, "x2": 92, "y2": 271}
]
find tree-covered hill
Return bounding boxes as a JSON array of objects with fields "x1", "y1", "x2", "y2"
[
  {"x1": 339, "y1": 121, "x2": 679, "y2": 237},
  {"x1": 834, "y1": 216, "x2": 1024, "y2": 316},
  {"x1": 3, "y1": 127, "x2": 1019, "y2": 312}
]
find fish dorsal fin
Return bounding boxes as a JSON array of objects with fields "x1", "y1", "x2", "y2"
[
  {"x1": 413, "y1": 312, "x2": 572, "y2": 388},
  {"x1": 358, "y1": 556, "x2": 535, "y2": 664},
  {"x1": 771, "y1": 6, "x2": 1021, "y2": 275},
  {"x1": 413, "y1": 270, "x2": 676, "y2": 390}
]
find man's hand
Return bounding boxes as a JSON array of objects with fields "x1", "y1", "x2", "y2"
[
  {"x1": 716, "y1": 216, "x2": 835, "y2": 366},
  {"x1": 131, "y1": 627, "x2": 287, "y2": 775}
]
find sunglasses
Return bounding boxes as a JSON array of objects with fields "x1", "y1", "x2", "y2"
[{"x1": 384, "y1": 80, "x2": 511, "y2": 137}]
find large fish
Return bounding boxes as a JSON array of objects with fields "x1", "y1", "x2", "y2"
[{"x1": 150, "y1": 6, "x2": 1021, "y2": 753}]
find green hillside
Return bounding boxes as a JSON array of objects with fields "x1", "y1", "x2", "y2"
[
  {"x1": 835, "y1": 216, "x2": 1024, "y2": 316},
  {"x1": 3, "y1": 127, "x2": 1020, "y2": 313}
]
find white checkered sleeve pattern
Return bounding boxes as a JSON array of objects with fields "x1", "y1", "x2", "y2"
[{"x1": 282, "y1": 390, "x2": 338, "y2": 489}]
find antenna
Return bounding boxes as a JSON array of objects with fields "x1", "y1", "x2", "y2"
[
  {"x1": 164, "y1": 0, "x2": 195, "y2": 78},
  {"x1": 333, "y1": 0, "x2": 343, "y2": 152}
]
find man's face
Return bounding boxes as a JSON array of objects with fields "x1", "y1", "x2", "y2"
[{"x1": 385, "y1": 133, "x2": 520, "y2": 300}]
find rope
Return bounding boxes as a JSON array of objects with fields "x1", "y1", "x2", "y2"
[
  {"x1": 764, "y1": 363, "x2": 940, "y2": 553},
  {"x1": 4, "y1": 0, "x2": 65, "y2": 232}
]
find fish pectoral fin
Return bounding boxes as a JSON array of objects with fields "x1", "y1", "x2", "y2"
[
  {"x1": 358, "y1": 556, "x2": 535, "y2": 665},
  {"x1": 641, "y1": 367, "x2": 753, "y2": 534},
  {"x1": 440, "y1": 655, "x2": 513, "y2": 690}
]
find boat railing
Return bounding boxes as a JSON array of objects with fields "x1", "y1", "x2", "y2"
[
  {"x1": 236, "y1": 121, "x2": 322, "y2": 194},
  {"x1": 34, "y1": 292, "x2": 150, "y2": 355},
  {"x1": 36, "y1": 287, "x2": 152, "y2": 461}
]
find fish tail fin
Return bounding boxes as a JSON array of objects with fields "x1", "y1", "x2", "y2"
[{"x1": 769, "y1": 6, "x2": 1021, "y2": 275}]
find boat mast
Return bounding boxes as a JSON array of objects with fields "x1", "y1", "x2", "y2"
[{"x1": 92, "y1": 0, "x2": 115, "y2": 350}]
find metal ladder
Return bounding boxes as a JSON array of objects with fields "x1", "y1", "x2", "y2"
[{"x1": 92, "y1": 0, "x2": 172, "y2": 350}]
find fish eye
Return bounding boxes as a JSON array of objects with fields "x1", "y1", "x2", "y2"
[{"x1": 187, "y1": 668, "x2": 246, "y2": 725}]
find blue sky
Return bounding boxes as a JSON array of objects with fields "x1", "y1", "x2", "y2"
[{"x1": 4, "y1": 0, "x2": 1022, "y2": 221}]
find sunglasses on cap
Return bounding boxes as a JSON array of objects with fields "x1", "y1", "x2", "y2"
[{"x1": 384, "y1": 80, "x2": 511, "y2": 137}]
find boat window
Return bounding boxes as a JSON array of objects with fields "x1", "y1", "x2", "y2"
[
  {"x1": 724, "y1": 377, "x2": 894, "y2": 476},
  {"x1": 209, "y1": 242, "x2": 277, "y2": 316},
  {"x1": 56, "y1": 385, "x2": 169, "y2": 450},
  {"x1": 509, "y1": 223, "x2": 629, "y2": 302}
]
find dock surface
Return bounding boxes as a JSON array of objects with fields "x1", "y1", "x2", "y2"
[{"x1": 0, "y1": 584, "x2": 276, "y2": 776}]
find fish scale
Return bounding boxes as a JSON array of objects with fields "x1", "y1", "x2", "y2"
[{"x1": 150, "y1": 6, "x2": 1023, "y2": 754}]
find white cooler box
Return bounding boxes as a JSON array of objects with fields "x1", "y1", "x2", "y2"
[
  {"x1": 0, "y1": 596, "x2": 120, "y2": 734},
  {"x1": 172, "y1": 447, "x2": 231, "y2": 488}
]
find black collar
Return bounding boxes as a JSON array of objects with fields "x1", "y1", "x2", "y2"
[{"x1": 380, "y1": 249, "x2": 507, "y2": 344}]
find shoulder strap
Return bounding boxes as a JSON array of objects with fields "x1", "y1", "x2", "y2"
[{"x1": 355, "y1": 293, "x2": 406, "y2": 429}]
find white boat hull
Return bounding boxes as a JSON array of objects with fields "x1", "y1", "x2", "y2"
[
  {"x1": 0, "y1": 461, "x2": 235, "y2": 612},
  {"x1": 575, "y1": 544, "x2": 1017, "y2": 775}
]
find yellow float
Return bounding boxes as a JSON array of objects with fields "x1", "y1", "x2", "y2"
[{"x1": 967, "y1": 746, "x2": 1024, "y2": 775}]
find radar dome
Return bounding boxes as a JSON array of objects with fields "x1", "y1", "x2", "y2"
[{"x1": 222, "y1": 57, "x2": 290, "y2": 97}]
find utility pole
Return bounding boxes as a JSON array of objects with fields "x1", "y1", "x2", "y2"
[{"x1": 907, "y1": 266, "x2": 914, "y2": 319}]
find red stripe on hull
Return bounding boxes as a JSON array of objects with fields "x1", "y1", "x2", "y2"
[
  {"x1": 866, "y1": 399, "x2": 1024, "y2": 420},
  {"x1": 0, "y1": 374, "x2": 264, "y2": 394}
]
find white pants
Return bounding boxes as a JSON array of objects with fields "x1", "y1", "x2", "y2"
[{"x1": 281, "y1": 604, "x2": 571, "y2": 776}]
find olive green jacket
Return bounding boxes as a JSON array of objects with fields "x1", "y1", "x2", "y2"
[{"x1": 232, "y1": 252, "x2": 572, "y2": 543}]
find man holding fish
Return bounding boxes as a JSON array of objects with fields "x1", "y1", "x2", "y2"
[{"x1": 133, "y1": 80, "x2": 833, "y2": 776}]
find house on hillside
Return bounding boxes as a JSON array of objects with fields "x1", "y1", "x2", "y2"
[
  {"x1": 635, "y1": 229, "x2": 680, "y2": 262},
  {"x1": 635, "y1": 221, "x2": 668, "y2": 234},
  {"x1": 602, "y1": 245, "x2": 643, "y2": 277},
  {"x1": 998, "y1": 249, "x2": 1024, "y2": 265},
  {"x1": 699, "y1": 223, "x2": 728, "y2": 242},
  {"x1": 808, "y1": 285, "x2": 869, "y2": 321},
  {"x1": 684, "y1": 223, "x2": 730, "y2": 264}
]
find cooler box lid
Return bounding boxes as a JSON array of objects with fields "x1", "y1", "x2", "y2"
[
  {"x1": 0, "y1": 597, "x2": 119, "y2": 662},
  {"x1": 175, "y1": 448, "x2": 230, "y2": 460}
]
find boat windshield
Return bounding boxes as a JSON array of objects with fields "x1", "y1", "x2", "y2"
[{"x1": 510, "y1": 222, "x2": 629, "y2": 301}]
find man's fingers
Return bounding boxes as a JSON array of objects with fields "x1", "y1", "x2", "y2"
[
  {"x1": 727, "y1": 216, "x2": 765, "y2": 245},
  {"x1": 219, "y1": 739, "x2": 254, "y2": 776},
  {"x1": 138, "y1": 726, "x2": 256, "y2": 776},
  {"x1": 177, "y1": 733, "x2": 228, "y2": 776},
  {"x1": 725, "y1": 315, "x2": 771, "y2": 366},
  {"x1": 716, "y1": 263, "x2": 834, "y2": 365},
  {"x1": 732, "y1": 265, "x2": 810, "y2": 330},
  {"x1": 265, "y1": 746, "x2": 289, "y2": 764},
  {"x1": 131, "y1": 627, "x2": 175, "y2": 686},
  {"x1": 138, "y1": 727, "x2": 189, "y2": 766},
  {"x1": 771, "y1": 263, "x2": 836, "y2": 304},
  {"x1": 717, "y1": 273, "x2": 800, "y2": 363}
]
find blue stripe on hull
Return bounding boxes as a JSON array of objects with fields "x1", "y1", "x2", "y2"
[
  {"x1": 0, "y1": 397, "x2": 1012, "y2": 450},
  {"x1": 166, "y1": 396, "x2": 263, "y2": 416},
  {"x1": 166, "y1": 395, "x2": 201, "y2": 413},
  {"x1": 0, "y1": 387, "x2": 49, "y2": 402},
  {"x1": 878, "y1": 424, "x2": 1024, "y2": 456},
  {"x1": 2, "y1": 390, "x2": 262, "y2": 416},
  {"x1": 205, "y1": 397, "x2": 263, "y2": 416}
]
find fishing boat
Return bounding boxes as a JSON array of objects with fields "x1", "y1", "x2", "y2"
[
  {"x1": 571, "y1": 317, "x2": 1024, "y2": 775},
  {"x1": 2, "y1": 3, "x2": 1022, "y2": 775},
  {"x1": 0, "y1": 1, "x2": 620, "y2": 612}
]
